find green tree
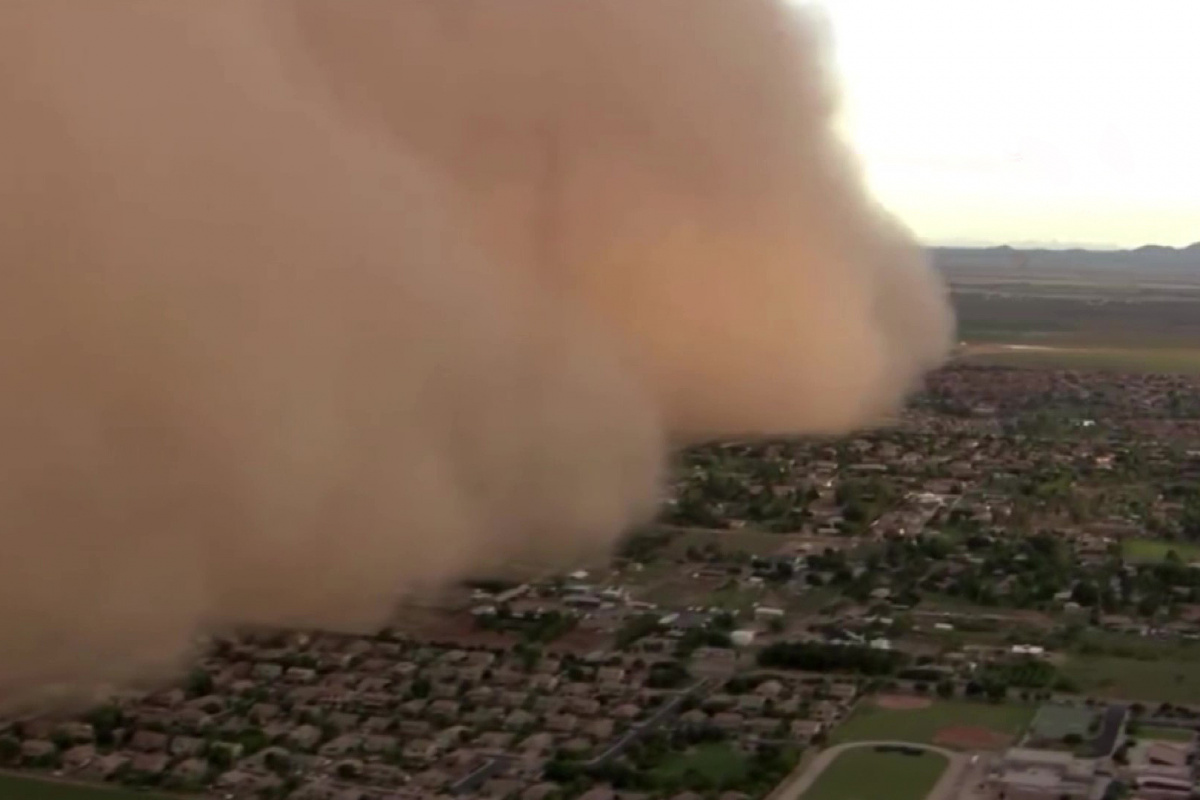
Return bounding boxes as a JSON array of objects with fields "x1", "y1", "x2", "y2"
[
  {"x1": 186, "y1": 667, "x2": 214, "y2": 698},
  {"x1": 0, "y1": 736, "x2": 20, "y2": 764}
]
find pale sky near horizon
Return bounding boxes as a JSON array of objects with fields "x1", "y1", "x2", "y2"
[{"x1": 807, "y1": 0, "x2": 1199, "y2": 248}]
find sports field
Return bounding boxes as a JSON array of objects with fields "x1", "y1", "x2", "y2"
[
  {"x1": 801, "y1": 748, "x2": 948, "y2": 800},
  {"x1": 1027, "y1": 704, "x2": 1097, "y2": 742},
  {"x1": 1122, "y1": 538, "x2": 1200, "y2": 564},
  {"x1": 0, "y1": 774, "x2": 172, "y2": 799},
  {"x1": 830, "y1": 699, "x2": 1034, "y2": 750}
]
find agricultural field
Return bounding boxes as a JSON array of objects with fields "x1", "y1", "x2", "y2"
[
  {"x1": 0, "y1": 774, "x2": 171, "y2": 800},
  {"x1": 1061, "y1": 655, "x2": 1200, "y2": 705},
  {"x1": 830, "y1": 698, "x2": 1034, "y2": 750},
  {"x1": 946, "y1": 252, "x2": 1200, "y2": 371},
  {"x1": 956, "y1": 344, "x2": 1200, "y2": 374},
  {"x1": 1122, "y1": 538, "x2": 1200, "y2": 564},
  {"x1": 800, "y1": 748, "x2": 948, "y2": 800}
]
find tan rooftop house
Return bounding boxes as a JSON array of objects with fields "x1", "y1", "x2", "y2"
[
  {"x1": 529, "y1": 674, "x2": 560, "y2": 692},
  {"x1": 82, "y1": 753, "x2": 130, "y2": 781},
  {"x1": 504, "y1": 709, "x2": 536, "y2": 731},
  {"x1": 402, "y1": 738, "x2": 440, "y2": 766},
  {"x1": 130, "y1": 752, "x2": 170, "y2": 776},
  {"x1": 364, "y1": 735, "x2": 399, "y2": 754},
  {"x1": 791, "y1": 719, "x2": 823, "y2": 741},
  {"x1": 523, "y1": 783, "x2": 561, "y2": 800},
  {"x1": 170, "y1": 736, "x2": 205, "y2": 757},
  {"x1": 427, "y1": 699, "x2": 460, "y2": 720},
  {"x1": 287, "y1": 724, "x2": 322, "y2": 750},
  {"x1": 828, "y1": 683, "x2": 857, "y2": 701},
  {"x1": 475, "y1": 731, "x2": 515, "y2": 751},
  {"x1": 56, "y1": 722, "x2": 95, "y2": 743},
  {"x1": 499, "y1": 690, "x2": 529, "y2": 708},
  {"x1": 170, "y1": 757, "x2": 208, "y2": 785},
  {"x1": 62, "y1": 744, "x2": 96, "y2": 771},
  {"x1": 397, "y1": 719, "x2": 433, "y2": 738},
  {"x1": 533, "y1": 696, "x2": 567, "y2": 715},
  {"x1": 613, "y1": 704, "x2": 641, "y2": 720},
  {"x1": 319, "y1": 734, "x2": 362, "y2": 757},
  {"x1": 130, "y1": 730, "x2": 169, "y2": 753},
  {"x1": 521, "y1": 732, "x2": 556, "y2": 756},
  {"x1": 712, "y1": 712, "x2": 745, "y2": 732},
  {"x1": 249, "y1": 702, "x2": 280, "y2": 723},
  {"x1": 585, "y1": 718, "x2": 616, "y2": 740},
  {"x1": 737, "y1": 695, "x2": 766, "y2": 713},
  {"x1": 546, "y1": 713, "x2": 579, "y2": 733},
  {"x1": 597, "y1": 667, "x2": 626, "y2": 685}
]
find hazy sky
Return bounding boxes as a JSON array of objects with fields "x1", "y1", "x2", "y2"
[{"x1": 811, "y1": 0, "x2": 1199, "y2": 248}]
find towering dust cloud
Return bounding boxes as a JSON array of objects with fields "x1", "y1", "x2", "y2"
[{"x1": 0, "y1": 1, "x2": 952, "y2": 702}]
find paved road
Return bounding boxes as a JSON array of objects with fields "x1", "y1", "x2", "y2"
[{"x1": 767, "y1": 741, "x2": 970, "y2": 800}]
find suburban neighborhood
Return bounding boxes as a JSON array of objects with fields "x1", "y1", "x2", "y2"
[{"x1": 5, "y1": 364, "x2": 1200, "y2": 800}]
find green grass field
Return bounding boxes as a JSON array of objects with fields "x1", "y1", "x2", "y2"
[
  {"x1": 1122, "y1": 538, "x2": 1200, "y2": 564},
  {"x1": 1061, "y1": 656, "x2": 1200, "y2": 704},
  {"x1": 1028, "y1": 704, "x2": 1097, "y2": 742},
  {"x1": 802, "y1": 748, "x2": 948, "y2": 800},
  {"x1": 651, "y1": 742, "x2": 749, "y2": 786},
  {"x1": 1139, "y1": 725, "x2": 1195, "y2": 743},
  {"x1": 831, "y1": 701, "x2": 1034, "y2": 749},
  {"x1": 0, "y1": 774, "x2": 172, "y2": 800}
]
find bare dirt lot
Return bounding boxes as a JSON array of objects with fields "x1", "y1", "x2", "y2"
[{"x1": 933, "y1": 726, "x2": 1013, "y2": 750}]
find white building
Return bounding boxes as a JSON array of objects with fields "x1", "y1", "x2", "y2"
[{"x1": 731, "y1": 630, "x2": 757, "y2": 647}]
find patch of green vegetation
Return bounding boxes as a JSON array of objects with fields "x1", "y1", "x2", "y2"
[
  {"x1": 650, "y1": 742, "x2": 750, "y2": 787},
  {"x1": 1122, "y1": 538, "x2": 1200, "y2": 564},
  {"x1": 1137, "y1": 725, "x2": 1195, "y2": 743},
  {"x1": 801, "y1": 748, "x2": 948, "y2": 800},
  {"x1": 1062, "y1": 656, "x2": 1200, "y2": 705},
  {"x1": 0, "y1": 775, "x2": 173, "y2": 800},
  {"x1": 666, "y1": 527, "x2": 795, "y2": 557},
  {"x1": 831, "y1": 701, "x2": 1033, "y2": 748},
  {"x1": 707, "y1": 584, "x2": 763, "y2": 613},
  {"x1": 614, "y1": 612, "x2": 663, "y2": 650}
]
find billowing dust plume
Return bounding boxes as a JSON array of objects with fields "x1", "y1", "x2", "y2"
[{"x1": 0, "y1": 0, "x2": 952, "y2": 702}]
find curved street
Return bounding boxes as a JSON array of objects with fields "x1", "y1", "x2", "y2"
[{"x1": 767, "y1": 741, "x2": 972, "y2": 800}]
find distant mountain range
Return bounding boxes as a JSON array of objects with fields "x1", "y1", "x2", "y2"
[{"x1": 932, "y1": 241, "x2": 1200, "y2": 273}]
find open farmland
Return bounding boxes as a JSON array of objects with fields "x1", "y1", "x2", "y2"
[{"x1": 957, "y1": 343, "x2": 1200, "y2": 373}]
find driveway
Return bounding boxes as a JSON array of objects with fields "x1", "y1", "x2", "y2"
[{"x1": 767, "y1": 741, "x2": 971, "y2": 800}]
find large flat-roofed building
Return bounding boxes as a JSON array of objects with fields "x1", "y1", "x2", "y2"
[
  {"x1": 1133, "y1": 772, "x2": 1195, "y2": 800},
  {"x1": 987, "y1": 748, "x2": 1106, "y2": 800}
]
